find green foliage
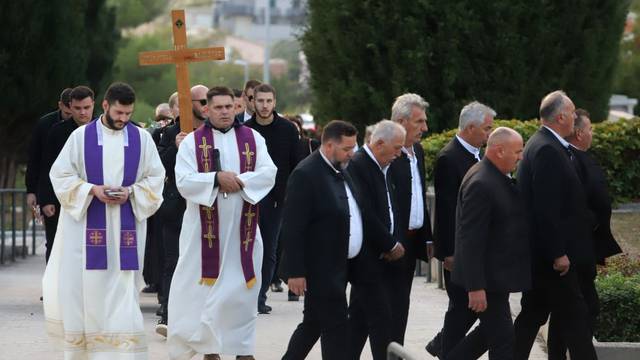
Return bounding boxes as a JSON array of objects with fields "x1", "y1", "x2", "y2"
[
  {"x1": 302, "y1": 0, "x2": 630, "y2": 134},
  {"x1": 0, "y1": 0, "x2": 116, "y2": 181},
  {"x1": 107, "y1": 0, "x2": 166, "y2": 29},
  {"x1": 421, "y1": 118, "x2": 640, "y2": 204},
  {"x1": 595, "y1": 255, "x2": 640, "y2": 342}
]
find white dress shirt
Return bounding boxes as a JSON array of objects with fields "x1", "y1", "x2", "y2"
[
  {"x1": 543, "y1": 125, "x2": 571, "y2": 148},
  {"x1": 456, "y1": 135, "x2": 481, "y2": 161},
  {"x1": 243, "y1": 111, "x2": 252, "y2": 123},
  {"x1": 402, "y1": 146, "x2": 425, "y2": 232},
  {"x1": 320, "y1": 149, "x2": 363, "y2": 258},
  {"x1": 363, "y1": 145, "x2": 394, "y2": 234}
]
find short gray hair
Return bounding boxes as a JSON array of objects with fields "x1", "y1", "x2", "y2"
[
  {"x1": 391, "y1": 93, "x2": 429, "y2": 122},
  {"x1": 168, "y1": 92, "x2": 179, "y2": 108},
  {"x1": 155, "y1": 103, "x2": 171, "y2": 117},
  {"x1": 458, "y1": 101, "x2": 496, "y2": 130},
  {"x1": 487, "y1": 127, "x2": 522, "y2": 147},
  {"x1": 370, "y1": 120, "x2": 406, "y2": 143},
  {"x1": 539, "y1": 90, "x2": 569, "y2": 123}
]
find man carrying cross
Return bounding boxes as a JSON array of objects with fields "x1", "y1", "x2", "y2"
[
  {"x1": 168, "y1": 86, "x2": 276, "y2": 360},
  {"x1": 42, "y1": 82, "x2": 166, "y2": 359}
]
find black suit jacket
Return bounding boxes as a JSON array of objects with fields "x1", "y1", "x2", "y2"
[
  {"x1": 573, "y1": 148, "x2": 622, "y2": 264},
  {"x1": 26, "y1": 110, "x2": 64, "y2": 196},
  {"x1": 517, "y1": 127, "x2": 595, "y2": 269},
  {"x1": 280, "y1": 151, "x2": 394, "y2": 298},
  {"x1": 452, "y1": 158, "x2": 531, "y2": 292},
  {"x1": 157, "y1": 119, "x2": 186, "y2": 214},
  {"x1": 433, "y1": 137, "x2": 479, "y2": 261},
  {"x1": 346, "y1": 148, "x2": 400, "y2": 278},
  {"x1": 388, "y1": 143, "x2": 433, "y2": 261},
  {"x1": 38, "y1": 119, "x2": 79, "y2": 207}
]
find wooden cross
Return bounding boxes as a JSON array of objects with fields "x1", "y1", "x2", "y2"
[
  {"x1": 138, "y1": 10, "x2": 225, "y2": 133},
  {"x1": 242, "y1": 143, "x2": 255, "y2": 168},
  {"x1": 90, "y1": 231, "x2": 103, "y2": 245}
]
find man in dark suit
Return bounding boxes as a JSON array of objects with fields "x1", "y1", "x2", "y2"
[
  {"x1": 427, "y1": 101, "x2": 496, "y2": 358},
  {"x1": 38, "y1": 86, "x2": 95, "y2": 262},
  {"x1": 280, "y1": 120, "x2": 402, "y2": 360},
  {"x1": 546, "y1": 109, "x2": 622, "y2": 359},
  {"x1": 234, "y1": 79, "x2": 261, "y2": 124},
  {"x1": 513, "y1": 90, "x2": 598, "y2": 360},
  {"x1": 154, "y1": 85, "x2": 209, "y2": 336},
  {"x1": 25, "y1": 88, "x2": 72, "y2": 260},
  {"x1": 446, "y1": 127, "x2": 531, "y2": 360},
  {"x1": 387, "y1": 93, "x2": 433, "y2": 345},
  {"x1": 347, "y1": 120, "x2": 407, "y2": 360}
]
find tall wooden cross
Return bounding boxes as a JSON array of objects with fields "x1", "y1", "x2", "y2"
[{"x1": 138, "y1": 10, "x2": 225, "y2": 132}]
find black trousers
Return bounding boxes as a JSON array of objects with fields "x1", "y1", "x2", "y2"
[
  {"x1": 514, "y1": 266, "x2": 597, "y2": 360},
  {"x1": 547, "y1": 264, "x2": 599, "y2": 360},
  {"x1": 258, "y1": 196, "x2": 283, "y2": 308},
  {"x1": 282, "y1": 294, "x2": 350, "y2": 360},
  {"x1": 385, "y1": 253, "x2": 417, "y2": 345},
  {"x1": 432, "y1": 269, "x2": 479, "y2": 357},
  {"x1": 44, "y1": 209, "x2": 60, "y2": 263},
  {"x1": 447, "y1": 292, "x2": 513, "y2": 360},
  {"x1": 143, "y1": 214, "x2": 164, "y2": 295},
  {"x1": 348, "y1": 277, "x2": 393, "y2": 360}
]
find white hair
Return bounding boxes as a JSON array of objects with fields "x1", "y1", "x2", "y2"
[
  {"x1": 487, "y1": 127, "x2": 522, "y2": 147},
  {"x1": 391, "y1": 93, "x2": 429, "y2": 122},
  {"x1": 539, "y1": 90, "x2": 569, "y2": 123},
  {"x1": 370, "y1": 120, "x2": 406, "y2": 143},
  {"x1": 458, "y1": 101, "x2": 496, "y2": 130}
]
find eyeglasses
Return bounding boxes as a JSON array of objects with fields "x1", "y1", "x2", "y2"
[{"x1": 192, "y1": 99, "x2": 207, "y2": 106}]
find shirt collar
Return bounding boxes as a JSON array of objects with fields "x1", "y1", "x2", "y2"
[
  {"x1": 319, "y1": 148, "x2": 341, "y2": 173},
  {"x1": 543, "y1": 125, "x2": 570, "y2": 148},
  {"x1": 456, "y1": 135, "x2": 481, "y2": 157},
  {"x1": 363, "y1": 145, "x2": 389, "y2": 173}
]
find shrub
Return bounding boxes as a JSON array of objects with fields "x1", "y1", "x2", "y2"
[
  {"x1": 595, "y1": 268, "x2": 640, "y2": 342},
  {"x1": 422, "y1": 118, "x2": 640, "y2": 204}
]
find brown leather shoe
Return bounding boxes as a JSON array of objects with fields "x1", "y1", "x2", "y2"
[
  {"x1": 203, "y1": 354, "x2": 221, "y2": 360},
  {"x1": 236, "y1": 356, "x2": 255, "y2": 360}
]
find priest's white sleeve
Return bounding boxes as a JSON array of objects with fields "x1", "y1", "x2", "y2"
[
  {"x1": 50, "y1": 129, "x2": 94, "y2": 222},
  {"x1": 237, "y1": 130, "x2": 277, "y2": 204},
  {"x1": 130, "y1": 130, "x2": 165, "y2": 222},
  {"x1": 175, "y1": 132, "x2": 219, "y2": 206}
]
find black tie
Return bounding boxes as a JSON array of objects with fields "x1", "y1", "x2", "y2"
[{"x1": 565, "y1": 146, "x2": 575, "y2": 162}]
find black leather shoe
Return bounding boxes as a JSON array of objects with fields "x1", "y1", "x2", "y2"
[
  {"x1": 425, "y1": 338, "x2": 441, "y2": 358},
  {"x1": 258, "y1": 304, "x2": 272, "y2": 314},
  {"x1": 288, "y1": 294, "x2": 299, "y2": 302},
  {"x1": 142, "y1": 284, "x2": 157, "y2": 293},
  {"x1": 270, "y1": 282, "x2": 284, "y2": 292}
]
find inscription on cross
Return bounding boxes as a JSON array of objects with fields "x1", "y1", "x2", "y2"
[{"x1": 138, "y1": 9, "x2": 225, "y2": 132}]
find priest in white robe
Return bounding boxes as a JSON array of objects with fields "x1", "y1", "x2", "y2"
[
  {"x1": 43, "y1": 82, "x2": 165, "y2": 360},
  {"x1": 168, "y1": 86, "x2": 276, "y2": 360}
]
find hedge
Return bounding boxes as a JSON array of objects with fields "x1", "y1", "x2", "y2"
[
  {"x1": 595, "y1": 255, "x2": 640, "y2": 342},
  {"x1": 421, "y1": 118, "x2": 640, "y2": 204}
]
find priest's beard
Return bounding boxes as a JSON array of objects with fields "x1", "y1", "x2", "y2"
[{"x1": 104, "y1": 111, "x2": 125, "y2": 130}]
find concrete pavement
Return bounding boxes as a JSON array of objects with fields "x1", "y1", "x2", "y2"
[{"x1": 0, "y1": 244, "x2": 547, "y2": 360}]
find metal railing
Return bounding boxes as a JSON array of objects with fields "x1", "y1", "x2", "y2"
[
  {"x1": 0, "y1": 189, "x2": 38, "y2": 264},
  {"x1": 387, "y1": 342, "x2": 418, "y2": 360}
]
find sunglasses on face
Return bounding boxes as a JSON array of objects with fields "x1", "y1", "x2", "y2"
[
  {"x1": 192, "y1": 99, "x2": 207, "y2": 106},
  {"x1": 247, "y1": 95, "x2": 254, "y2": 102}
]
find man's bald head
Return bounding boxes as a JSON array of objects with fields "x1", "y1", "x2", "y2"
[
  {"x1": 190, "y1": 85, "x2": 209, "y2": 122},
  {"x1": 539, "y1": 90, "x2": 576, "y2": 137},
  {"x1": 485, "y1": 127, "x2": 524, "y2": 175}
]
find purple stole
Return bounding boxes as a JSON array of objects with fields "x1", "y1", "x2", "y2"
[
  {"x1": 84, "y1": 119, "x2": 141, "y2": 270},
  {"x1": 194, "y1": 124, "x2": 258, "y2": 288}
]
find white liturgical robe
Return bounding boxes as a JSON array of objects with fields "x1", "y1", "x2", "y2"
[
  {"x1": 168, "y1": 126, "x2": 276, "y2": 359},
  {"x1": 42, "y1": 119, "x2": 165, "y2": 360}
]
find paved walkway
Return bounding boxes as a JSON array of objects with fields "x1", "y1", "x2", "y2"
[{"x1": 0, "y1": 243, "x2": 546, "y2": 360}]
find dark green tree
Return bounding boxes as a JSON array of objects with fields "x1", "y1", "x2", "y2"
[
  {"x1": 0, "y1": 0, "x2": 117, "y2": 187},
  {"x1": 302, "y1": 0, "x2": 630, "y2": 133}
]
